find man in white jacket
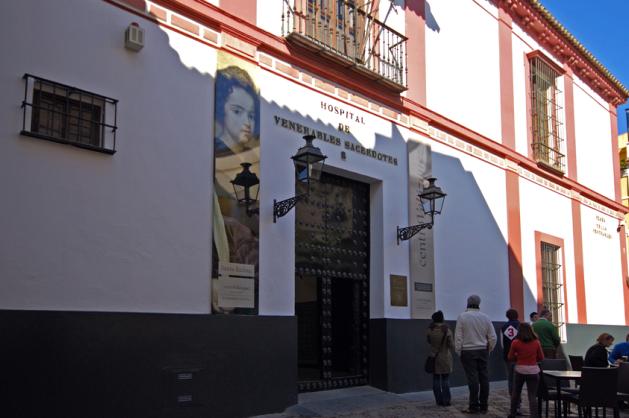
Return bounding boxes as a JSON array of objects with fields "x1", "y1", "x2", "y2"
[{"x1": 455, "y1": 294, "x2": 497, "y2": 414}]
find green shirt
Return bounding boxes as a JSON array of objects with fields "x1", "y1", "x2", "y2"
[{"x1": 532, "y1": 318, "x2": 560, "y2": 349}]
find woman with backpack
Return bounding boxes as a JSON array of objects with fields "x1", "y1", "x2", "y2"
[{"x1": 426, "y1": 310, "x2": 453, "y2": 406}]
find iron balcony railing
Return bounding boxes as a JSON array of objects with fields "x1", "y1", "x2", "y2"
[{"x1": 282, "y1": 0, "x2": 407, "y2": 91}]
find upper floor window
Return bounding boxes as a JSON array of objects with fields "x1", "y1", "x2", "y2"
[
  {"x1": 283, "y1": 0, "x2": 407, "y2": 91},
  {"x1": 21, "y1": 74, "x2": 118, "y2": 154},
  {"x1": 529, "y1": 54, "x2": 566, "y2": 173}
]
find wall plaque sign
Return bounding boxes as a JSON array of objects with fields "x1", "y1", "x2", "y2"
[
  {"x1": 217, "y1": 262, "x2": 255, "y2": 309},
  {"x1": 390, "y1": 275, "x2": 408, "y2": 307},
  {"x1": 593, "y1": 215, "x2": 612, "y2": 239}
]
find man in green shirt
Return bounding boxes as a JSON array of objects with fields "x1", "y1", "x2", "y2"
[{"x1": 532, "y1": 309, "x2": 560, "y2": 358}]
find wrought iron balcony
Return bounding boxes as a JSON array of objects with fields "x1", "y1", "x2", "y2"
[{"x1": 282, "y1": 0, "x2": 407, "y2": 92}]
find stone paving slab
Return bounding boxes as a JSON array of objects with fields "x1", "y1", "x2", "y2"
[{"x1": 253, "y1": 381, "x2": 629, "y2": 418}]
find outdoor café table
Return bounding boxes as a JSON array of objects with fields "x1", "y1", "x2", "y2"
[{"x1": 542, "y1": 370, "x2": 581, "y2": 418}]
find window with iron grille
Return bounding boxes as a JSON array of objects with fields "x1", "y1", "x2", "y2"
[
  {"x1": 541, "y1": 242, "x2": 566, "y2": 341},
  {"x1": 529, "y1": 56, "x2": 565, "y2": 173},
  {"x1": 21, "y1": 74, "x2": 118, "y2": 154}
]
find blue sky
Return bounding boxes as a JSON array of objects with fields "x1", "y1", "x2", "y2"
[{"x1": 540, "y1": 0, "x2": 629, "y2": 134}]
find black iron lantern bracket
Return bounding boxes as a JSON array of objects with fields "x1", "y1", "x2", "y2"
[
  {"x1": 273, "y1": 134, "x2": 327, "y2": 223},
  {"x1": 273, "y1": 195, "x2": 306, "y2": 223},
  {"x1": 397, "y1": 177, "x2": 446, "y2": 245},
  {"x1": 397, "y1": 221, "x2": 433, "y2": 245}
]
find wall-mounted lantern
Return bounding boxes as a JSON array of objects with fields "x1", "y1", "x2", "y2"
[
  {"x1": 231, "y1": 162, "x2": 259, "y2": 216},
  {"x1": 397, "y1": 177, "x2": 446, "y2": 244},
  {"x1": 273, "y1": 134, "x2": 327, "y2": 223}
]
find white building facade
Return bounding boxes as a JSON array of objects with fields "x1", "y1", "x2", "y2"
[{"x1": 1, "y1": 0, "x2": 628, "y2": 417}]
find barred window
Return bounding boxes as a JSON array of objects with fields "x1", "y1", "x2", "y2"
[
  {"x1": 530, "y1": 56, "x2": 565, "y2": 173},
  {"x1": 21, "y1": 74, "x2": 118, "y2": 154},
  {"x1": 541, "y1": 242, "x2": 566, "y2": 341}
]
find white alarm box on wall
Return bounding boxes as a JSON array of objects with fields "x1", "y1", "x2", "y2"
[{"x1": 125, "y1": 22, "x2": 144, "y2": 52}]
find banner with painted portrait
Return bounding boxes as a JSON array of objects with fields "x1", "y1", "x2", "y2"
[{"x1": 212, "y1": 52, "x2": 260, "y2": 314}]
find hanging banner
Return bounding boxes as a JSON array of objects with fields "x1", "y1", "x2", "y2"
[
  {"x1": 211, "y1": 52, "x2": 260, "y2": 314},
  {"x1": 407, "y1": 140, "x2": 435, "y2": 319}
]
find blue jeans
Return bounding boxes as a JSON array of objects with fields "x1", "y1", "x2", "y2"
[{"x1": 432, "y1": 373, "x2": 451, "y2": 405}]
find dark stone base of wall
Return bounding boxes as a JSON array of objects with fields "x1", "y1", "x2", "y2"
[
  {"x1": 370, "y1": 318, "x2": 507, "y2": 393},
  {"x1": 0, "y1": 310, "x2": 297, "y2": 418}
]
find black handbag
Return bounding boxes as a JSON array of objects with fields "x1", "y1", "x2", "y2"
[
  {"x1": 424, "y1": 327, "x2": 448, "y2": 374},
  {"x1": 424, "y1": 355, "x2": 436, "y2": 373}
]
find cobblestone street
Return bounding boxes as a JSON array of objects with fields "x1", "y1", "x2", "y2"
[{"x1": 255, "y1": 381, "x2": 629, "y2": 418}]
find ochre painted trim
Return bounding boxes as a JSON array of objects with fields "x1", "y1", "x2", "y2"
[
  {"x1": 409, "y1": 100, "x2": 627, "y2": 215},
  {"x1": 523, "y1": 54, "x2": 534, "y2": 160},
  {"x1": 498, "y1": 6, "x2": 515, "y2": 149},
  {"x1": 507, "y1": 171, "x2": 524, "y2": 314},
  {"x1": 106, "y1": 0, "x2": 628, "y2": 218},
  {"x1": 220, "y1": 0, "x2": 256, "y2": 25},
  {"x1": 526, "y1": 50, "x2": 566, "y2": 76},
  {"x1": 404, "y1": 0, "x2": 426, "y2": 105},
  {"x1": 534, "y1": 231, "x2": 569, "y2": 324},
  {"x1": 564, "y1": 67, "x2": 577, "y2": 180},
  {"x1": 571, "y1": 200, "x2": 587, "y2": 323},
  {"x1": 610, "y1": 104, "x2": 629, "y2": 325},
  {"x1": 497, "y1": 0, "x2": 627, "y2": 105},
  {"x1": 611, "y1": 105, "x2": 622, "y2": 203},
  {"x1": 620, "y1": 225, "x2": 629, "y2": 325}
]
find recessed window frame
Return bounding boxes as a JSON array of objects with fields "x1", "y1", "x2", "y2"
[
  {"x1": 535, "y1": 231, "x2": 569, "y2": 342},
  {"x1": 20, "y1": 74, "x2": 118, "y2": 154},
  {"x1": 526, "y1": 51, "x2": 566, "y2": 174}
]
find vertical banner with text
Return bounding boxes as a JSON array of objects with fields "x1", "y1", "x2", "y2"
[
  {"x1": 407, "y1": 140, "x2": 435, "y2": 319},
  {"x1": 211, "y1": 52, "x2": 260, "y2": 314}
]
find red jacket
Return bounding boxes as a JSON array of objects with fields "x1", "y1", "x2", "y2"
[{"x1": 507, "y1": 339, "x2": 544, "y2": 365}]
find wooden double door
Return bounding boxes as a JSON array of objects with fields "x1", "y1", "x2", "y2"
[{"x1": 295, "y1": 172, "x2": 369, "y2": 392}]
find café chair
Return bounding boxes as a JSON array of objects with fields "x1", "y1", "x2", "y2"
[
  {"x1": 565, "y1": 366, "x2": 619, "y2": 418},
  {"x1": 569, "y1": 355, "x2": 584, "y2": 372},
  {"x1": 542, "y1": 358, "x2": 578, "y2": 393},
  {"x1": 538, "y1": 371, "x2": 571, "y2": 418},
  {"x1": 617, "y1": 362, "x2": 629, "y2": 405},
  {"x1": 538, "y1": 359, "x2": 573, "y2": 418}
]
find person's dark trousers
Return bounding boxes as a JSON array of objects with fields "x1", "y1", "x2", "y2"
[
  {"x1": 461, "y1": 349, "x2": 490, "y2": 412},
  {"x1": 505, "y1": 361, "x2": 515, "y2": 396},
  {"x1": 542, "y1": 348, "x2": 557, "y2": 359},
  {"x1": 505, "y1": 361, "x2": 520, "y2": 411},
  {"x1": 508, "y1": 372, "x2": 539, "y2": 418},
  {"x1": 432, "y1": 373, "x2": 451, "y2": 406}
]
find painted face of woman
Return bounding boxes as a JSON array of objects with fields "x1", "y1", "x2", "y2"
[{"x1": 223, "y1": 86, "x2": 255, "y2": 145}]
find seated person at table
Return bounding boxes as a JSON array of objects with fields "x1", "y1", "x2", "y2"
[
  {"x1": 584, "y1": 333, "x2": 614, "y2": 367},
  {"x1": 609, "y1": 333, "x2": 629, "y2": 365}
]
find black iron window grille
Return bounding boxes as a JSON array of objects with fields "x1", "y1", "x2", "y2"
[
  {"x1": 541, "y1": 242, "x2": 566, "y2": 340},
  {"x1": 530, "y1": 57, "x2": 565, "y2": 173},
  {"x1": 21, "y1": 74, "x2": 118, "y2": 154},
  {"x1": 282, "y1": 0, "x2": 407, "y2": 91}
]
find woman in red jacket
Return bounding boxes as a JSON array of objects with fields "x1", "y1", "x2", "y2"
[{"x1": 507, "y1": 322, "x2": 544, "y2": 418}]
